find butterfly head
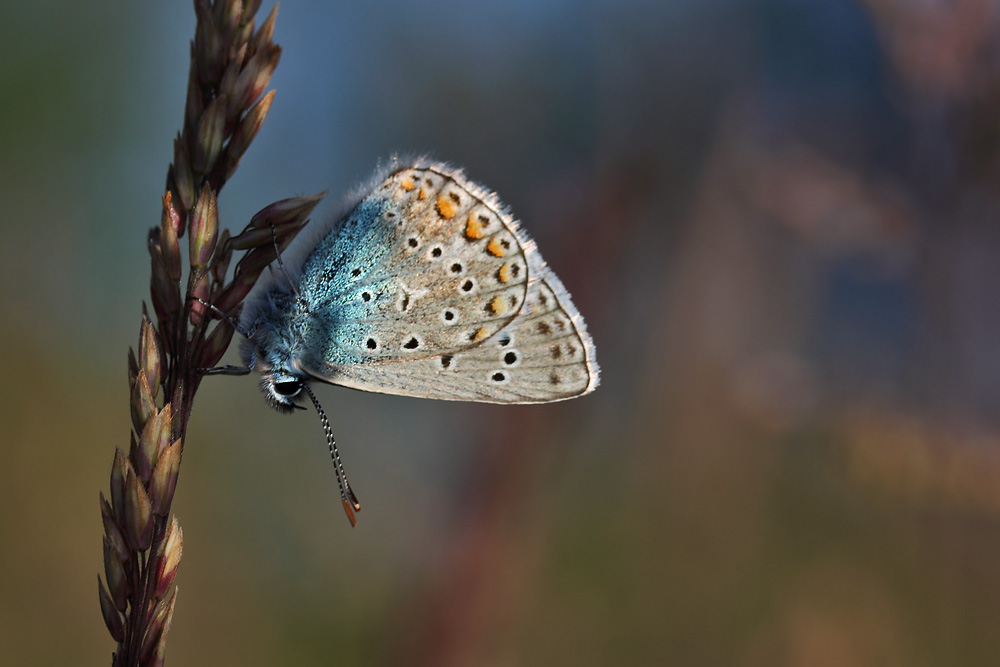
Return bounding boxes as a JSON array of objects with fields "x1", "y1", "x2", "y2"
[
  {"x1": 242, "y1": 327, "x2": 309, "y2": 413},
  {"x1": 238, "y1": 291, "x2": 312, "y2": 413},
  {"x1": 260, "y1": 370, "x2": 308, "y2": 413}
]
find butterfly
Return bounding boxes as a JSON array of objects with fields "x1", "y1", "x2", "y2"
[{"x1": 235, "y1": 158, "x2": 599, "y2": 524}]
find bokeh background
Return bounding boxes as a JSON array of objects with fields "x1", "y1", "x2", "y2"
[{"x1": 4, "y1": 0, "x2": 1000, "y2": 665}]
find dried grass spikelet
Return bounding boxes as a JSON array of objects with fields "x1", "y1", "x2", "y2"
[{"x1": 97, "y1": 3, "x2": 326, "y2": 664}]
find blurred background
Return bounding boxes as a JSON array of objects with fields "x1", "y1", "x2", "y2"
[{"x1": 4, "y1": 0, "x2": 1000, "y2": 665}]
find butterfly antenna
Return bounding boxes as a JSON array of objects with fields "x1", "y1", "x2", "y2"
[
  {"x1": 302, "y1": 384, "x2": 361, "y2": 527},
  {"x1": 269, "y1": 222, "x2": 301, "y2": 301}
]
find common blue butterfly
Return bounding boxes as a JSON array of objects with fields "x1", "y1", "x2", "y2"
[{"x1": 237, "y1": 158, "x2": 599, "y2": 523}]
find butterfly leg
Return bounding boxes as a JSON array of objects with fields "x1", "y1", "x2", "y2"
[
  {"x1": 199, "y1": 364, "x2": 252, "y2": 376},
  {"x1": 190, "y1": 296, "x2": 255, "y2": 339}
]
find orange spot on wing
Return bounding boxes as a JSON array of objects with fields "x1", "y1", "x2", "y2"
[
  {"x1": 401, "y1": 177, "x2": 415, "y2": 191},
  {"x1": 436, "y1": 195, "x2": 457, "y2": 219},
  {"x1": 487, "y1": 237, "x2": 507, "y2": 257},
  {"x1": 472, "y1": 327, "x2": 489, "y2": 342},
  {"x1": 497, "y1": 264, "x2": 511, "y2": 283},
  {"x1": 486, "y1": 295, "x2": 509, "y2": 316},
  {"x1": 464, "y1": 213, "x2": 487, "y2": 240},
  {"x1": 417, "y1": 187, "x2": 426, "y2": 200}
]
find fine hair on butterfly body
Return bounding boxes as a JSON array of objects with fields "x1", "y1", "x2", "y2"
[{"x1": 237, "y1": 157, "x2": 600, "y2": 525}]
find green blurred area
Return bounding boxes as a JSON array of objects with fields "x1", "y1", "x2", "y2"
[{"x1": 5, "y1": 1, "x2": 1000, "y2": 665}]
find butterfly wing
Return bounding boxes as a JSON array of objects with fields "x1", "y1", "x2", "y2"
[{"x1": 296, "y1": 160, "x2": 599, "y2": 403}]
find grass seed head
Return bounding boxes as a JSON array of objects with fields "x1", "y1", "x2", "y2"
[
  {"x1": 160, "y1": 191, "x2": 183, "y2": 279},
  {"x1": 140, "y1": 315, "x2": 162, "y2": 396},
  {"x1": 130, "y1": 371, "x2": 156, "y2": 436},
  {"x1": 189, "y1": 185, "x2": 219, "y2": 269},
  {"x1": 124, "y1": 472, "x2": 153, "y2": 552},
  {"x1": 150, "y1": 439, "x2": 182, "y2": 516},
  {"x1": 151, "y1": 517, "x2": 183, "y2": 598},
  {"x1": 102, "y1": 534, "x2": 129, "y2": 612},
  {"x1": 98, "y1": 575, "x2": 125, "y2": 642},
  {"x1": 110, "y1": 448, "x2": 130, "y2": 526}
]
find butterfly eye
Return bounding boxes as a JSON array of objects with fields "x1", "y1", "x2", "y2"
[{"x1": 273, "y1": 380, "x2": 302, "y2": 397}]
